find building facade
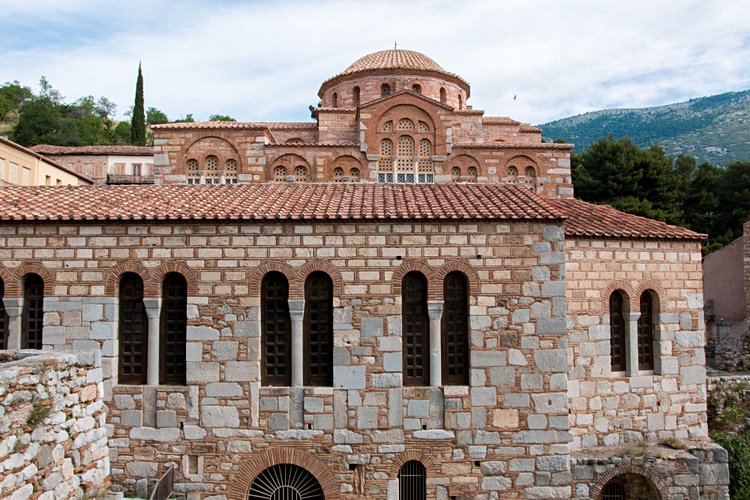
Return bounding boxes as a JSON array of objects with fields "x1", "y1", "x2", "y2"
[
  {"x1": 30, "y1": 144, "x2": 155, "y2": 185},
  {"x1": 0, "y1": 50, "x2": 728, "y2": 499},
  {"x1": 0, "y1": 136, "x2": 93, "y2": 186}
]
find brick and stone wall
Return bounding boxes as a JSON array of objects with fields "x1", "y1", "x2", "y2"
[
  {"x1": 0, "y1": 219, "x2": 572, "y2": 498},
  {"x1": 0, "y1": 349, "x2": 109, "y2": 499},
  {"x1": 565, "y1": 238, "x2": 709, "y2": 448}
]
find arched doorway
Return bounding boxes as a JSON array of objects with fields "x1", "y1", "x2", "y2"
[
  {"x1": 247, "y1": 464, "x2": 324, "y2": 500},
  {"x1": 597, "y1": 472, "x2": 664, "y2": 500}
]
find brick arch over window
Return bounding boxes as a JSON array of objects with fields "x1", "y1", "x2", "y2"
[
  {"x1": 390, "y1": 450, "x2": 435, "y2": 479},
  {"x1": 364, "y1": 97, "x2": 446, "y2": 155},
  {"x1": 434, "y1": 261, "x2": 480, "y2": 302},
  {"x1": 601, "y1": 280, "x2": 636, "y2": 312},
  {"x1": 392, "y1": 261, "x2": 436, "y2": 300},
  {"x1": 292, "y1": 261, "x2": 343, "y2": 300},
  {"x1": 248, "y1": 261, "x2": 296, "y2": 299},
  {"x1": 447, "y1": 154, "x2": 481, "y2": 181},
  {"x1": 105, "y1": 261, "x2": 152, "y2": 297},
  {"x1": 0, "y1": 267, "x2": 13, "y2": 296},
  {"x1": 589, "y1": 465, "x2": 668, "y2": 500},
  {"x1": 183, "y1": 135, "x2": 242, "y2": 173},
  {"x1": 8, "y1": 264, "x2": 54, "y2": 297},
  {"x1": 634, "y1": 280, "x2": 666, "y2": 309},
  {"x1": 268, "y1": 154, "x2": 312, "y2": 182},
  {"x1": 150, "y1": 262, "x2": 197, "y2": 297},
  {"x1": 328, "y1": 155, "x2": 364, "y2": 181},
  {"x1": 227, "y1": 448, "x2": 340, "y2": 500}
]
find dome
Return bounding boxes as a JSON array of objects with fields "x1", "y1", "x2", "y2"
[{"x1": 343, "y1": 49, "x2": 445, "y2": 74}]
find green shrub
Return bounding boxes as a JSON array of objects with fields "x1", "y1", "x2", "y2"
[{"x1": 711, "y1": 431, "x2": 750, "y2": 497}]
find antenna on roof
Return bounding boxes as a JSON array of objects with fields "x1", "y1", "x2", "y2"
[{"x1": 394, "y1": 41, "x2": 397, "y2": 50}]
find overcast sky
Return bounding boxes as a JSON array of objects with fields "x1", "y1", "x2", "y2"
[{"x1": 2, "y1": 0, "x2": 749, "y2": 125}]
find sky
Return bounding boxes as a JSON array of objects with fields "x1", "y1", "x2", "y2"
[{"x1": 2, "y1": 0, "x2": 749, "y2": 125}]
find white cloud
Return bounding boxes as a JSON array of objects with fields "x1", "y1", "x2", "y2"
[{"x1": 1, "y1": 0, "x2": 748, "y2": 125}]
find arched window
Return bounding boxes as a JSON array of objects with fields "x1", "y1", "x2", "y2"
[
  {"x1": 403, "y1": 272, "x2": 429, "y2": 386},
  {"x1": 353, "y1": 86, "x2": 360, "y2": 106},
  {"x1": 397, "y1": 118, "x2": 414, "y2": 131},
  {"x1": 224, "y1": 159, "x2": 238, "y2": 184},
  {"x1": 397, "y1": 136, "x2": 415, "y2": 179},
  {"x1": 186, "y1": 158, "x2": 199, "y2": 184},
  {"x1": 160, "y1": 273, "x2": 187, "y2": 385},
  {"x1": 398, "y1": 461, "x2": 426, "y2": 500},
  {"x1": 304, "y1": 272, "x2": 333, "y2": 386},
  {"x1": 443, "y1": 272, "x2": 469, "y2": 385},
  {"x1": 205, "y1": 155, "x2": 220, "y2": 184},
  {"x1": 381, "y1": 83, "x2": 391, "y2": 97},
  {"x1": 382, "y1": 121, "x2": 393, "y2": 132},
  {"x1": 119, "y1": 273, "x2": 147, "y2": 384},
  {"x1": 507, "y1": 165, "x2": 518, "y2": 181},
  {"x1": 458, "y1": 94, "x2": 463, "y2": 109},
  {"x1": 0, "y1": 279, "x2": 8, "y2": 350},
  {"x1": 418, "y1": 121, "x2": 429, "y2": 132},
  {"x1": 248, "y1": 464, "x2": 324, "y2": 500},
  {"x1": 638, "y1": 291, "x2": 656, "y2": 370},
  {"x1": 333, "y1": 167, "x2": 344, "y2": 182},
  {"x1": 262, "y1": 272, "x2": 291, "y2": 386},
  {"x1": 451, "y1": 166, "x2": 461, "y2": 182},
  {"x1": 349, "y1": 168, "x2": 360, "y2": 182},
  {"x1": 412, "y1": 84, "x2": 422, "y2": 94},
  {"x1": 467, "y1": 166, "x2": 477, "y2": 182},
  {"x1": 378, "y1": 138, "x2": 394, "y2": 178},
  {"x1": 22, "y1": 274, "x2": 44, "y2": 349},
  {"x1": 418, "y1": 139, "x2": 433, "y2": 182},
  {"x1": 439, "y1": 87, "x2": 447, "y2": 104},
  {"x1": 294, "y1": 165, "x2": 308, "y2": 182},
  {"x1": 609, "y1": 290, "x2": 628, "y2": 372},
  {"x1": 274, "y1": 166, "x2": 288, "y2": 182},
  {"x1": 332, "y1": 92, "x2": 338, "y2": 108}
]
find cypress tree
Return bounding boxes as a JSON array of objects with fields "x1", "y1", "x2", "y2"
[{"x1": 130, "y1": 63, "x2": 146, "y2": 146}]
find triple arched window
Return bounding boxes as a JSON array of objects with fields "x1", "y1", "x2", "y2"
[
  {"x1": 186, "y1": 156, "x2": 240, "y2": 184},
  {"x1": 609, "y1": 289, "x2": 658, "y2": 373}
]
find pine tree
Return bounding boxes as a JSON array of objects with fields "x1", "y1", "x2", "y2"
[{"x1": 130, "y1": 63, "x2": 146, "y2": 146}]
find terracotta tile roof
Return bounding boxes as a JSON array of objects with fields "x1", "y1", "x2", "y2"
[
  {"x1": 344, "y1": 50, "x2": 446, "y2": 74},
  {"x1": 483, "y1": 117, "x2": 521, "y2": 125},
  {"x1": 455, "y1": 143, "x2": 573, "y2": 150},
  {"x1": 0, "y1": 184, "x2": 564, "y2": 222},
  {"x1": 550, "y1": 197, "x2": 705, "y2": 240},
  {"x1": 519, "y1": 124, "x2": 541, "y2": 133},
  {"x1": 30, "y1": 145, "x2": 154, "y2": 156},
  {"x1": 150, "y1": 121, "x2": 317, "y2": 131}
]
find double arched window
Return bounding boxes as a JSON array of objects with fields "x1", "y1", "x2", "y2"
[
  {"x1": 609, "y1": 289, "x2": 658, "y2": 373},
  {"x1": 22, "y1": 274, "x2": 44, "y2": 349},
  {"x1": 261, "y1": 271, "x2": 334, "y2": 386}
]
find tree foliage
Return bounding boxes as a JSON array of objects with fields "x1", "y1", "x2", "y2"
[
  {"x1": 146, "y1": 107, "x2": 169, "y2": 125},
  {"x1": 130, "y1": 64, "x2": 146, "y2": 146},
  {"x1": 208, "y1": 114, "x2": 235, "y2": 122},
  {"x1": 0, "y1": 81, "x2": 33, "y2": 122}
]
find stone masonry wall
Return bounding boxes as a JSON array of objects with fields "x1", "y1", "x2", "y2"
[
  {"x1": 0, "y1": 219, "x2": 570, "y2": 498},
  {"x1": 0, "y1": 349, "x2": 109, "y2": 499},
  {"x1": 565, "y1": 238, "x2": 708, "y2": 449}
]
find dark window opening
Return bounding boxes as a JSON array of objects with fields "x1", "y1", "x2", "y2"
[
  {"x1": 353, "y1": 86, "x2": 360, "y2": 106},
  {"x1": 263, "y1": 272, "x2": 291, "y2": 386},
  {"x1": 119, "y1": 273, "x2": 147, "y2": 384},
  {"x1": 412, "y1": 83, "x2": 422, "y2": 94},
  {"x1": 638, "y1": 291, "x2": 656, "y2": 370},
  {"x1": 0, "y1": 279, "x2": 8, "y2": 350},
  {"x1": 332, "y1": 92, "x2": 338, "y2": 108},
  {"x1": 381, "y1": 83, "x2": 391, "y2": 97},
  {"x1": 22, "y1": 274, "x2": 44, "y2": 349},
  {"x1": 248, "y1": 464, "x2": 324, "y2": 500},
  {"x1": 610, "y1": 291, "x2": 627, "y2": 372},
  {"x1": 304, "y1": 272, "x2": 333, "y2": 386},
  {"x1": 601, "y1": 480, "x2": 626, "y2": 500},
  {"x1": 403, "y1": 272, "x2": 429, "y2": 386},
  {"x1": 160, "y1": 273, "x2": 187, "y2": 385},
  {"x1": 398, "y1": 460, "x2": 426, "y2": 500},
  {"x1": 439, "y1": 87, "x2": 447, "y2": 104},
  {"x1": 443, "y1": 272, "x2": 469, "y2": 385}
]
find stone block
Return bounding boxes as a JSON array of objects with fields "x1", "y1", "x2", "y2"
[
  {"x1": 202, "y1": 406, "x2": 239, "y2": 428},
  {"x1": 205, "y1": 382, "x2": 243, "y2": 397},
  {"x1": 357, "y1": 407, "x2": 378, "y2": 429},
  {"x1": 225, "y1": 361, "x2": 256, "y2": 381},
  {"x1": 361, "y1": 317, "x2": 383, "y2": 337},
  {"x1": 157, "y1": 410, "x2": 178, "y2": 428},
  {"x1": 534, "y1": 349, "x2": 567, "y2": 372},
  {"x1": 407, "y1": 399, "x2": 429, "y2": 417},
  {"x1": 334, "y1": 366, "x2": 366, "y2": 389},
  {"x1": 471, "y1": 387, "x2": 497, "y2": 406},
  {"x1": 383, "y1": 352, "x2": 401, "y2": 372},
  {"x1": 473, "y1": 351, "x2": 506, "y2": 367},
  {"x1": 187, "y1": 362, "x2": 220, "y2": 383},
  {"x1": 371, "y1": 373, "x2": 401, "y2": 388}
]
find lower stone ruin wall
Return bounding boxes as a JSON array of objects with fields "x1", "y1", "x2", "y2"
[{"x1": 0, "y1": 349, "x2": 109, "y2": 499}]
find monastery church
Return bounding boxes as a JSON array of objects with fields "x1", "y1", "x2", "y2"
[{"x1": 0, "y1": 50, "x2": 729, "y2": 499}]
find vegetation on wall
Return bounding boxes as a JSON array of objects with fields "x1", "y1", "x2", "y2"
[{"x1": 708, "y1": 381, "x2": 750, "y2": 498}]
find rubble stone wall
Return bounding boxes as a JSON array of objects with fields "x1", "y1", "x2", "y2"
[{"x1": 0, "y1": 349, "x2": 109, "y2": 499}]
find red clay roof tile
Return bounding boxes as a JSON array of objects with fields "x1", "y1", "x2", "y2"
[
  {"x1": 30, "y1": 145, "x2": 154, "y2": 156},
  {"x1": 0, "y1": 184, "x2": 564, "y2": 223},
  {"x1": 550, "y1": 198, "x2": 704, "y2": 240}
]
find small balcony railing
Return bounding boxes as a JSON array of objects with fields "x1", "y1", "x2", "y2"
[{"x1": 106, "y1": 174, "x2": 155, "y2": 185}]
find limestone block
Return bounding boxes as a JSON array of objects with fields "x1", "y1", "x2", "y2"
[
  {"x1": 333, "y1": 366, "x2": 365, "y2": 389},
  {"x1": 492, "y1": 409, "x2": 518, "y2": 429},
  {"x1": 225, "y1": 361, "x2": 256, "y2": 382},
  {"x1": 361, "y1": 317, "x2": 383, "y2": 337},
  {"x1": 186, "y1": 362, "x2": 220, "y2": 383},
  {"x1": 202, "y1": 406, "x2": 239, "y2": 428}
]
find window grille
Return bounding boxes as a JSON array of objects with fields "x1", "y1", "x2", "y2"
[
  {"x1": 443, "y1": 272, "x2": 469, "y2": 385},
  {"x1": 601, "y1": 481, "x2": 626, "y2": 500},
  {"x1": 274, "y1": 166, "x2": 288, "y2": 182},
  {"x1": 638, "y1": 292, "x2": 655, "y2": 370},
  {"x1": 378, "y1": 139, "x2": 393, "y2": 174},
  {"x1": 397, "y1": 136, "x2": 414, "y2": 174},
  {"x1": 333, "y1": 167, "x2": 344, "y2": 182},
  {"x1": 160, "y1": 273, "x2": 187, "y2": 385},
  {"x1": 382, "y1": 121, "x2": 393, "y2": 132},
  {"x1": 353, "y1": 86, "x2": 360, "y2": 106},
  {"x1": 418, "y1": 121, "x2": 429, "y2": 132},
  {"x1": 349, "y1": 168, "x2": 360, "y2": 182},
  {"x1": 451, "y1": 167, "x2": 461, "y2": 182},
  {"x1": 22, "y1": 274, "x2": 44, "y2": 349},
  {"x1": 248, "y1": 464, "x2": 324, "y2": 500},
  {"x1": 304, "y1": 272, "x2": 333, "y2": 386},
  {"x1": 398, "y1": 461, "x2": 426, "y2": 500},
  {"x1": 507, "y1": 166, "x2": 518, "y2": 181},
  {"x1": 294, "y1": 165, "x2": 308, "y2": 182},
  {"x1": 205, "y1": 155, "x2": 219, "y2": 174},
  {"x1": 397, "y1": 118, "x2": 414, "y2": 131},
  {"x1": 403, "y1": 272, "x2": 429, "y2": 385},
  {"x1": 467, "y1": 166, "x2": 477, "y2": 182},
  {"x1": 262, "y1": 272, "x2": 291, "y2": 386},
  {"x1": 0, "y1": 279, "x2": 8, "y2": 350},
  {"x1": 119, "y1": 273, "x2": 147, "y2": 384},
  {"x1": 610, "y1": 291, "x2": 627, "y2": 371}
]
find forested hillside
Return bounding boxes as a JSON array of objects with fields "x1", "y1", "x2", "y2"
[{"x1": 541, "y1": 90, "x2": 750, "y2": 166}]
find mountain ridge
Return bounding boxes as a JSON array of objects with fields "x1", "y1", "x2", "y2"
[{"x1": 538, "y1": 89, "x2": 750, "y2": 165}]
